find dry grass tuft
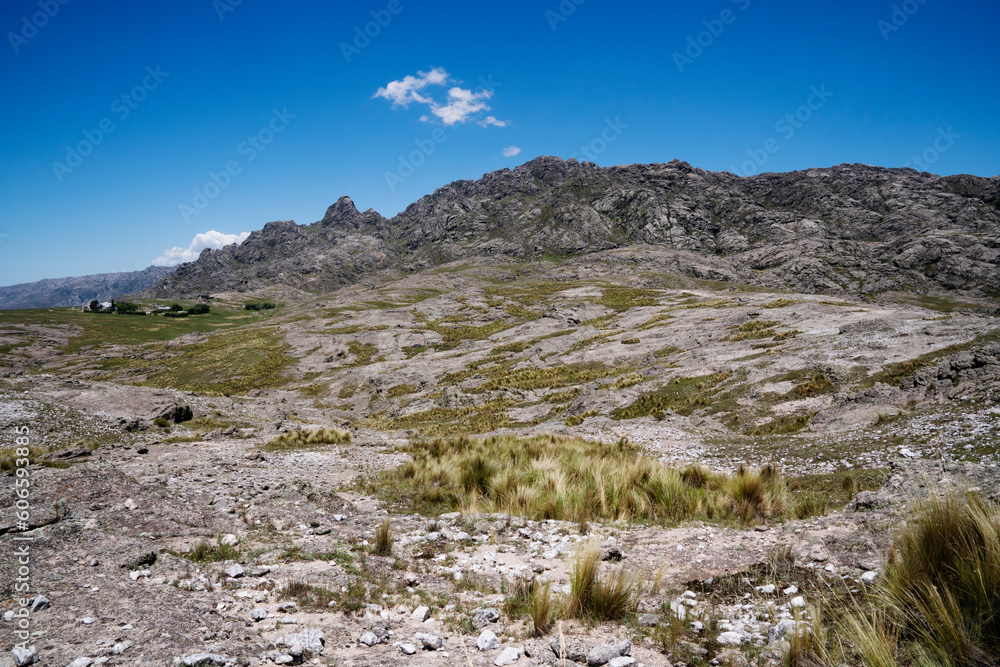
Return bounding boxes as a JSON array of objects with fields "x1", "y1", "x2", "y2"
[{"x1": 374, "y1": 518, "x2": 394, "y2": 556}]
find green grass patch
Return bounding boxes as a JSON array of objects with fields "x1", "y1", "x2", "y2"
[
  {"x1": 598, "y1": 286, "x2": 660, "y2": 312},
  {"x1": 612, "y1": 372, "x2": 732, "y2": 420},
  {"x1": 124, "y1": 326, "x2": 293, "y2": 396}
]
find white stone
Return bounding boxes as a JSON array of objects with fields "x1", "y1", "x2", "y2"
[
  {"x1": 12, "y1": 645, "x2": 39, "y2": 666},
  {"x1": 399, "y1": 644, "x2": 416, "y2": 655},
  {"x1": 717, "y1": 631, "x2": 746, "y2": 645},
  {"x1": 790, "y1": 596, "x2": 806, "y2": 608},
  {"x1": 68, "y1": 659, "x2": 93, "y2": 667},
  {"x1": 225, "y1": 564, "x2": 244, "y2": 578},
  {"x1": 494, "y1": 646, "x2": 524, "y2": 665},
  {"x1": 609, "y1": 658, "x2": 636, "y2": 667},
  {"x1": 755, "y1": 584, "x2": 776, "y2": 594},
  {"x1": 359, "y1": 632, "x2": 380, "y2": 647},
  {"x1": 415, "y1": 632, "x2": 443, "y2": 650},
  {"x1": 411, "y1": 605, "x2": 430, "y2": 622},
  {"x1": 783, "y1": 585, "x2": 798, "y2": 595},
  {"x1": 219, "y1": 534, "x2": 238, "y2": 547},
  {"x1": 476, "y1": 629, "x2": 500, "y2": 651},
  {"x1": 283, "y1": 629, "x2": 324, "y2": 655},
  {"x1": 861, "y1": 571, "x2": 879, "y2": 584}
]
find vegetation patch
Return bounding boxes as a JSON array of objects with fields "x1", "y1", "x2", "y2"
[
  {"x1": 477, "y1": 362, "x2": 623, "y2": 393},
  {"x1": 612, "y1": 372, "x2": 732, "y2": 420},
  {"x1": 387, "y1": 383, "x2": 418, "y2": 398},
  {"x1": 136, "y1": 326, "x2": 293, "y2": 396},
  {"x1": 746, "y1": 412, "x2": 815, "y2": 436},
  {"x1": 364, "y1": 399, "x2": 514, "y2": 437},
  {"x1": 728, "y1": 320, "x2": 781, "y2": 341},
  {"x1": 346, "y1": 340, "x2": 379, "y2": 367},
  {"x1": 370, "y1": 434, "x2": 789, "y2": 525},
  {"x1": 261, "y1": 427, "x2": 351, "y2": 451},
  {"x1": 598, "y1": 286, "x2": 660, "y2": 312}
]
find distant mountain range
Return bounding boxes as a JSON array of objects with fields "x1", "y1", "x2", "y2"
[
  {"x1": 0, "y1": 265, "x2": 174, "y2": 310},
  {"x1": 146, "y1": 157, "x2": 1000, "y2": 300}
]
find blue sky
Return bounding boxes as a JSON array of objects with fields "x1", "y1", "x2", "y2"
[{"x1": 1, "y1": 0, "x2": 998, "y2": 285}]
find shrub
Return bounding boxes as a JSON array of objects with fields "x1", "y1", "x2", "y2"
[
  {"x1": 245, "y1": 301, "x2": 277, "y2": 311},
  {"x1": 153, "y1": 417, "x2": 170, "y2": 428},
  {"x1": 116, "y1": 301, "x2": 141, "y2": 314},
  {"x1": 163, "y1": 311, "x2": 188, "y2": 318},
  {"x1": 189, "y1": 303, "x2": 210, "y2": 315},
  {"x1": 169, "y1": 303, "x2": 183, "y2": 312}
]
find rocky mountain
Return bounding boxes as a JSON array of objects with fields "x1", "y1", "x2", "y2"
[
  {"x1": 147, "y1": 157, "x2": 1000, "y2": 298},
  {"x1": 0, "y1": 265, "x2": 174, "y2": 310}
]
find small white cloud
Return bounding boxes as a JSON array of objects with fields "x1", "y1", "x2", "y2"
[
  {"x1": 374, "y1": 68, "x2": 507, "y2": 127},
  {"x1": 373, "y1": 67, "x2": 448, "y2": 107},
  {"x1": 503, "y1": 145, "x2": 522, "y2": 158},
  {"x1": 479, "y1": 115, "x2": 508, "y2": 128},
  {"x1": 153, "y1": 230, "x2": 250, "y2": 266}
]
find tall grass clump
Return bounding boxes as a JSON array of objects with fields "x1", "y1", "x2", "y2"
[
  {"x1": 261, "y1": 426, "x2": 351, "y2": 451},
  {"x1": 839, "y1": 493, "x2": 1000, "y2": 666},
  {"x1": 374, "y1": 518, "x2": 394, "y2": 556},
  {"x1": 374, "y1": 434, "x2": 791, "y2": 525},
  {"x1": 724, "y1": 464, "x2": 789, "y2": 526},
  {"x1": 564, "y1": 541, "x2": 639, "y2": 622},
  {"x1": 374, "y1": 434, "x2": 790, "y2": 525}
]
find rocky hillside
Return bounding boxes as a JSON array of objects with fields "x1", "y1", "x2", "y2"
[
  {"x1": 147, "y1": 157, "x2": 1000, "y2": 299},
  {"x1": 0, "y1": 265, "x2": 174, "y2": 310}
]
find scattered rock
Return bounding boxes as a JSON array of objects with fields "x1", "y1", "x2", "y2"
[
  {"x1": 225, "y1": 563, "x2": 244, "y2": 578},
  {"x1": 477, "y1": 629, "x2": 500, "y2": 651},
  {"x1": 172, "y1": 655, "x2": 228, "y2": 667},
  {"x1": 473, "y1": 607, "x2": 501, "y2": 629},
  {"x1": 11, "y1": 646, "x2": 39, "y2": 666},
  {"x1": 415, "y1": 632, "x2": 443, "y2": 650},
  {"x1": 861, "y1": 571, "x2": 879, "y2": 584},
  {"x1": 717, "y1": 631, "x2": 746, "y2": 646},
  {"x1": 29, "y1": 595, "x2": 49, "y2": 612},
  {"x1": 495, "y1": 646, "x2": 524, "y2": 666},
  {"x1": 587, "y1": 639, "x2": 630, "y2": 666},
  {"x1": 283, "y1": 629, "x2": 324, "y2": 655},
  {"x1": 359, "y1": 632, "x2": 381, "y2": 647},
  {"x1": 411, "y1": 605, "x2": 430, "y2": 622}
]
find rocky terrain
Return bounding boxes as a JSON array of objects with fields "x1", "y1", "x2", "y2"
[
  {"x1": 1, "y1": 159, "x2": 999, "y2": 667},
  {"x1": 0, "y1": 267, "x2": 174, "y2": 311},
  {"x1": 148, "y1": 158, "x2": 1000, "y2": 300}
]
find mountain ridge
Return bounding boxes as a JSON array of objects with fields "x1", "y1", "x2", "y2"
[
  {"x1": 0, "y1": 265, "x2": 175, "y2": 310},
  {"x1": 146, "y1": 157, "x2": 1000, "y2": 299}
]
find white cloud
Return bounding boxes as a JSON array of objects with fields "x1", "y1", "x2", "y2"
[
  {"x1": 372, "y1": 67, "x2": 447, "y2": 107},
  {"x1": 479, "y1": 115, "x2": 508, "y2": 128},
  {"x1": 152, "y1": 230, "x2": 250, "y2": 266},
  {"x1": 503, "y1": 145, "x2": 522, "y2": 158},
  {"x1": 374, "y1": 68, "x2": 507, "y2": 127}
]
